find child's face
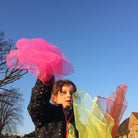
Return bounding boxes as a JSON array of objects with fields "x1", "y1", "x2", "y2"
[{"x1": 54, "y1": 84, "x2": 74, "y2": 109}]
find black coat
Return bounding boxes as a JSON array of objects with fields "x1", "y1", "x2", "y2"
[{"x1": 28, "y1": 79, "x2": 78, "y2": 138}]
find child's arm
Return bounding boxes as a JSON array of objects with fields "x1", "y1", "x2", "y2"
[{"x1": 27, "y1": 76, "x2": 54, "y2": 126}]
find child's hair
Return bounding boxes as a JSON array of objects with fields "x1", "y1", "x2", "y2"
[{"x1": 51, "y1": 80, "x2": 76, "y2": 102}]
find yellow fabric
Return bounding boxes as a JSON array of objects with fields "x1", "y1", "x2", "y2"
[
  {"x1": 68, "y1": 123, "x2": 76, "y2": 138},
  {"x1": 71, "y1": 88, "x2": 114, "y2": 138}
]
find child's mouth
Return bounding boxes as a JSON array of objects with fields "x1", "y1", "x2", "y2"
[{"x1": 66, "y1": 100, "x2": 72, "y2": 103}]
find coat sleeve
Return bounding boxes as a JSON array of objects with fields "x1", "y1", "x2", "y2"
[{"x1": 27, "y1": 78, "x2": 54, "y2": 127}]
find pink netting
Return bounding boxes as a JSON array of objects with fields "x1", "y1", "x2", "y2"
[
  {"x1": 6, "y1": 38, "x2": 74, "y2": 84},
  {"x1": 97, "y1": 84, "x2": 128, "y2": 138}
]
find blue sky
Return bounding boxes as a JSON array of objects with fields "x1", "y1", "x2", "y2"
[{"x1": 0, "y1": 0, "x2": 138, "y2": 136}]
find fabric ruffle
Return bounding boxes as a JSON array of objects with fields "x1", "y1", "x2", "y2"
[
  {"x1": 97, "y1": 84, "x2": 128, "y2": 137},
  {"x1": 6, "y1": 38, "x2": 74, "y2": 85},
  {"x1": 72, "y1": 84, "x2": 128, "y2": 138}
]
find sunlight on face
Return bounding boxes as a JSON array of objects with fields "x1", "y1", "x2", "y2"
[{"x1": 55, "y1": 84, "x2": 75, "y2": 109}]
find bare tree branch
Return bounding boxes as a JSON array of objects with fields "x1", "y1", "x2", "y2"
[
  {"x1": 0, "y1": 31, "x2": 26, "y2": 135},
  {"x1": 0, "y1": 88, "x2": 23, "y2": 134},
  {"x1": 0, "y1": 31, "x2": 28, "y2": 88}
]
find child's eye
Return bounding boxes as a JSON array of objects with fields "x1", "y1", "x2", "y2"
[
  {"x1": 59, "y1": 91, "x2": 74, "y2": 96},
  {"x1": 60, "y1": 91, "x2": 66, "y2": 95},
  {"x1": 62, "y1": 91, "x2": 66, "y2": 94}
]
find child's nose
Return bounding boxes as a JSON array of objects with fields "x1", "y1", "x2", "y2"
[{"x1": 67, "y1": 92, "x2": 72, "y2": 97}]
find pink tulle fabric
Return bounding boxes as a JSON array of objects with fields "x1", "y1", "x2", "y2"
[
  {"x1": 97, "y1": 84, "x2": 128, "y2": 138},
  {"x1": 6, "y1": 38, "x2": 74, "y2": 84}
]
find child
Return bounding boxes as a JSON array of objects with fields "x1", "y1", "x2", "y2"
[
  {"x1": 28, "y1": 77, "x2": 78, "y2": 138},
  {"x1": 6, "y1": 38, "x2": 77, "y2": 138}
]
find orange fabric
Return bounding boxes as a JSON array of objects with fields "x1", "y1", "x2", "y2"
[{"x1": 97, "y1": 84, "x2": 128, "y2": 138}]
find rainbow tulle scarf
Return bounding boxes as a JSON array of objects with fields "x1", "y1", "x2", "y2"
[{"x1": 71, "y1": 84, "x2": 128, "y2": 138}]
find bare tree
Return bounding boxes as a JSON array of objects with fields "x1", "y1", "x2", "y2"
[
  {"x1": 0, "y1": 88, "x2": 23, "y2": 135},
  {"x1": 0, "y1": 31, "x2": 27, "y2": 135},
  {"x1": 0, "y1": 31, "x2": 28, "y2": 88}
]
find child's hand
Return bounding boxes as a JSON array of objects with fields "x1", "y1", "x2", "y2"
[
  {"x1": 37, "y1": 70, "x2": 41, "y2": 77},
  {"x1": 37, "y1": 71, "x2": 55, "y2": 85},
  {"x1": 44, "y1": 75, "x2": 55, "y2": 86}
]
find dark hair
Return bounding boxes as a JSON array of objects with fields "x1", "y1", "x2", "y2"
[{"x1": 51, "y1": 80, "x2": 76, "y2": 102}]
